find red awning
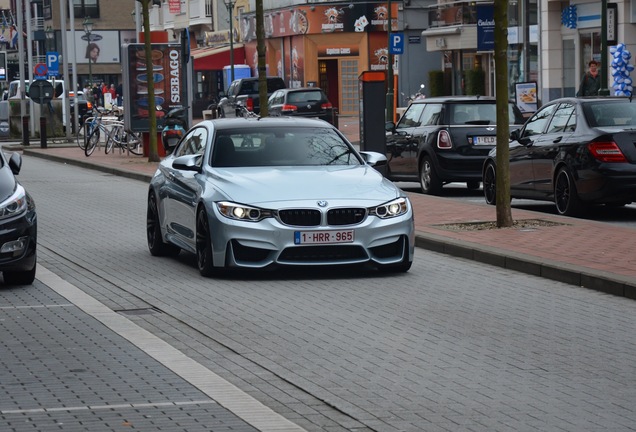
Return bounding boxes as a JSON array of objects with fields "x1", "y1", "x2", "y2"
[{"x1": 192, "y1": 44, "x2": 246, "y2": 71}]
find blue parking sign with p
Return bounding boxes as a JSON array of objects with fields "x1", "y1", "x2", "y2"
[
  {"x1": 390, "y1": 33, "x2": 404, "y2": 55},
  {"x1": 46, "y1": 52, "x2": 59, "y2": 77}
]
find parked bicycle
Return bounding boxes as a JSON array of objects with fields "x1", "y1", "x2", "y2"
[
  {"x1": 84, "y1": 109, "x2": 123, "y2": 156},
  {"x1": 104, "y1": 121, "x2": 143, "y2": 155}
]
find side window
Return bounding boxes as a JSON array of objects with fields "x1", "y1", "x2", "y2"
[
  {"x1": 547, "y1": 103, "x2": 575, "y2": 133},
  {"x1": 419, "y1": 103, "x2": 443, "y2": 126},
  {"x1": 173, "y1": 127, "x2": 208, "y2": 158},
  {"x1": 397, "y1": 103, "x2": 426, "y2": 128},
  {"x1": 522, "y1": 104, "x2": 557, "y2": 137}
]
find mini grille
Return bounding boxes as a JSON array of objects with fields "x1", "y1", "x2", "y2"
[
  {"x1": 327, "y1": 208, "x2": 366, "y2": 226},
  {"x1": 278, "y1": 209, "x2": 321, "y2": 226}
]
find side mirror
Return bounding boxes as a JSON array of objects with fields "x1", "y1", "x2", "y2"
[
  {"x1": 385, "y1": 121, "x2": 396, "y2": 133},
  {"x1": 172, "y1": 154, "x2": 202, "y2": 172},
  {"x1": 219, "y1": 91, "x2": 226, "y2": 98},
  {"x1": 510, "y1": 129, "x2": 520, "y2": 141}
]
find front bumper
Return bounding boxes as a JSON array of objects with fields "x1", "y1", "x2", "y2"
[
  {"x1": 0, "y1": 209, "x2": 37, "y2": 272},
  {"x1": 208, "y1": 204, "x2": 414, "y2": 269}
]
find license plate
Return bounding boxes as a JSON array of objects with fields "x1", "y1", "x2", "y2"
[
  {"x1": 472, "y1": 136, "x2": 496, "y2": 145},
  {"x1": 294, "y1": 230, "x2": 354, "y2": 244}
]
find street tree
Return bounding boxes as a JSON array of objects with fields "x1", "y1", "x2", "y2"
[
  {"x1": 494, "y1": 0, "x2": 512, "y2": 227},
  {"x1": 136, "y1": 0, "x2": 160, "y2": 162},
  {"x1": 256, "y1": 0, "x2": 268, "y2": 117}
]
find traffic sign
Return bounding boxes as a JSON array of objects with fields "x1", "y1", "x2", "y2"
[
  {"x1": 34, "y1": 63, "x2": 48, "y2": 80},
  {"x1": 28, "y1": 80, "x2": 54, "y2": 104},
  {"x1": 46, "y1": 52, "x2": 60, "y2": 77},
  {"x1": 389, "y1": 33, "x2": 404, "y2": 55}
]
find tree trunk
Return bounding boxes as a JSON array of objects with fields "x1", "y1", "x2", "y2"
[
  {"x1": 494, "y1": 0, "x2": 512, "y2": 227},
  {"x1": 255, "y1": 0, "x2": 268, "y2": 117},
  {"x1": 140, "y1": 0, "x2": 160, "y2": 162}
]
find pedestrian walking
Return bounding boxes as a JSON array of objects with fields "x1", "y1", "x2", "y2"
[
  {"x1": 576, "y1": 60, "x2": 601, "y2": 97},
  {"x1": 116, "y1": 83, "x2": 123, "y2": 106}
]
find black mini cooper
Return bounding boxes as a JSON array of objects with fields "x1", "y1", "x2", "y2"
[{"x1": 385, "y1": 96, "x2": 525, "y2": 194}]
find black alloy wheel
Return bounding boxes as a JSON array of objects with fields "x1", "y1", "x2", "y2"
[
  {"x1": 554, "y1": 167, "x2": 584, "y2": 216},
  {"x1": 483, "y1": 163, "x2": 497, "y2": 205},
  {"x1": 196, "y1": 209, "x2": 219, "y2": 277},
  {"x1": 147, "y1": 193, "x2": 180, "y2": 257}
]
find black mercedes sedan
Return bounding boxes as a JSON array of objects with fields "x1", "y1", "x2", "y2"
[
  {"x1": 0, "y1": 149, "x2": 37, "y2": 285},
  {"x1": 483, "y1": 97, "x2": 636, "y2": 216}
]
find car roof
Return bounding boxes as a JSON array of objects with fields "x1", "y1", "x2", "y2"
[
  {"x1": 411, "y1": 96, "x2": 498, "y2": 104},
  {"x1": 278, "y1": 87, "x2": 324, "y2": 92},
  {"x1": 205, "y1": 117, "x2": 335, "y2": 130}
]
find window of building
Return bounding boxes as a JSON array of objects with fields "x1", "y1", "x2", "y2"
[{"x1": 72, "y1": 0, "x2": 100, "y2": 19}]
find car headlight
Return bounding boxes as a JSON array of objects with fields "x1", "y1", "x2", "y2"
[
  {"x1": 369, "y1": 197, "x2": 409, "y2": 219},
  {"x1": 216, "y1": 201, "x2": 272, "y2": 222},
  {"x1": 0, "y1": 184, "x2": 28, "y2": 220}
]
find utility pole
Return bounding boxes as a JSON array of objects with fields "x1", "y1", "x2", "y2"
[
  {"x1": 599, "y1": 0, "x2": 610, "y2": 96},
  {"x1": 386, "y1": 0, "x2": 393, "y2": 122}
]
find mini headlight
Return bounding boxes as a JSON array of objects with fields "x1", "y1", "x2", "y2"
[
  {"x1": 0, "y1": 184, "x2": 27, "y2": 220},
  {"x1": 369, "y1": 197, "x2": 409, "y2": 219},
  {"x1": 217, "y1": 201, "x2": 271, "y2": 222}
]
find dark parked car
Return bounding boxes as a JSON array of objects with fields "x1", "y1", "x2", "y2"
[
  {"x1": 216, "y1": 77, "x2": 286, "y2": 117},
  {"x1": 147, "y1": 117, "x2": 414, "y2": 276},
  {"x1": 70, "y1": 91, "x2": 92, "y2": 127},
  {"x1": 483, "y1": 96, "x2": 636, "y2": 216},
  {"x1": 268, "y1": 87, "x2": 334, "y2": 124},
  {"x1": 0, "y1": 149, "x2": 37, "y2": 285},
  {"x1": 385, "y1": 96, "x2": 525, "y2": 194}
]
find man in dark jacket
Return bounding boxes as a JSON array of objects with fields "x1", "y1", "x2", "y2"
[{"x1": 576, "y1": 60, "x2": 601, "y2": 96}]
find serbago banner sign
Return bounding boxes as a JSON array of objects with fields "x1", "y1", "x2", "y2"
[{"x1": 122, "y1": 44, "x2": 186, "y2": 132}]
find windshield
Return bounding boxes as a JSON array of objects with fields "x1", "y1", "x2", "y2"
[{"x1": 211, "y1": 127, "x2": 361, "y2": 168}]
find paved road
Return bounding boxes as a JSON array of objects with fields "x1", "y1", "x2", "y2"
[{"x1": 6, "y1": 155, "x2": 636, "y2": 432}]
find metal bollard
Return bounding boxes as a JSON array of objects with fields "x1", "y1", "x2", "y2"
[
  {"x1": 40, "y1": 116, "x2": 47, "y2": 149},
  {"x1": 22, "y1": 116, "x2": 30, "y2": 146}
]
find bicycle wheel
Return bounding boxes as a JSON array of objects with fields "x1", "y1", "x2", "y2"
[
  {"x1": 76, "y1": 121, "x2": 90, "y2": 150},
  {"x1": 85, "y1": 127, "x2": 101, "y2": 156},
  {"x1": 125, "y1": 131, "x2": 143, "y2": 155},
  {"x1": 104, "y1": 126, "x2": 116, "y2": 154}
]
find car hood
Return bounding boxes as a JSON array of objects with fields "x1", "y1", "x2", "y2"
[
  {"x1": 209, "y1": 166, "x2": 401, "y2": 206},
  {"x1": 0, "y1": 165, "x2": 17, "y2": 203}
]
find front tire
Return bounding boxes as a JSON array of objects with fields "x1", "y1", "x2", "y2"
[
  {"x1": 554, "y1": 167, "x2": 584, "y2": 216},
  {"x1": 147, "y1": 193, "x2": 180, "y2": 257},
  {"x1": 196, "y1": 209, "x2": 220, "y2": 277},
  {"x1": 419, "y1": 156, "x2": 442, "y2": 195},
  {"x1": 3, "y1": 260, "x2": 36, "y2": 285},
  {"x1": 483, "y1": 162, "x2": 497, "y2": 205},
  {"x1": 84, "y1": 128, "x2": 100, "y2": 156}
]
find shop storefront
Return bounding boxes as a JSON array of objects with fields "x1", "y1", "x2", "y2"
[{"x1": 240, "y1": 2, "x2": 398, "y2": 116}]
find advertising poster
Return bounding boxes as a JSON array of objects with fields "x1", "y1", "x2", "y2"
[
  {"x1": 476, "y1": 5, "x2": 495, "y2": 52},
  {"x1": 123, "y1": 44, "x2": 187, "y2": 132},
  {"x1": 515, "y1": 82, "x2": 538, "y2": 114},
  {"x1": 368, "y1": 32, "x2": 389, "y2": 71},
  {"x1": 69, "y1": 30, "x2": 121, "y2": 63}
]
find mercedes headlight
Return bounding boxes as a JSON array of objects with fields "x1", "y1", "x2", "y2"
[{"x1": 369, "y1": 197, "x2": 409, "y2": 219}]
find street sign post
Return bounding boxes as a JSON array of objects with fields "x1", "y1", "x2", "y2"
[
  {"x1": 29, "y1": 80, "x2": 54, "y2": 149},
  {"x1": 34, "y1": 63, "x2": 48, "y2": 80},
  {"x1": 46, "y1": 52, "x2": 60, "y2": 78}
]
